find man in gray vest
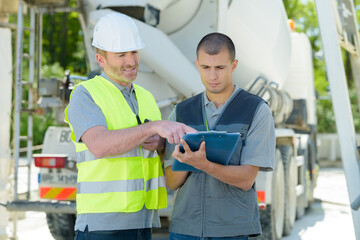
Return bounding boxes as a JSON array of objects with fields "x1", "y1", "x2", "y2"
[{"x1": 164, "y1": 33, "x2": 275, "y2": 239}]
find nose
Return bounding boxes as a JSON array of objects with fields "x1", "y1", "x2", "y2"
[
  {"x1": 209, "y1": 68, "x2": 217, "y2": 80},
  {"x1": 124, "y1": 52, "x2": 136, "y2": 66}
]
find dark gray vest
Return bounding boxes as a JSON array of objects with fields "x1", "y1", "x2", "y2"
[{"x1": 170, "y1": 90, "x2": 264, "y2": 237}]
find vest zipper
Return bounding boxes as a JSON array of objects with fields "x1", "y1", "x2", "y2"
[{"x1": 140, "y1": 145, "x2": 146, "y2": 202}]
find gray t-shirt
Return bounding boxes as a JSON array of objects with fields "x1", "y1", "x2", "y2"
[
  {"x1": 165, "y1": 86, "x2": 275, "y2": 171},
  {"x1": 67, "y1": 73, "x2": 138, "y2": 142},
  {"x1": 67, "y1": 73, "x2": 160, "y2": 231}
]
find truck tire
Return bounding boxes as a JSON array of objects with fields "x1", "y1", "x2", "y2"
[
  {"x1": 46, "y1": 213, "x2": 76, "y2": 240},
  {"x1": 279, "y1": 145, "x2": 297, "y2": 236},
  {"x1": 259, "y1": 149, "x2": 285, "y2": 240},
  {"x1": 306, "y1": 138, "x2": 317, "y2": 207},
  {"x1": 296, "y1": 145, "x2": 307, "y2": 219}
]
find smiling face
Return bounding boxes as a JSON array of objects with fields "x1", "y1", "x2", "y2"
[
  {"x1": 196, "y1": 47, "x2": 238, "y2": 103},
  {"x1": 96, "y1": 50, "x2": 140, "y2": 88}
]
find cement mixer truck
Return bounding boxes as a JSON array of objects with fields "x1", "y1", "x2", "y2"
[{"x1": 0, "y1": 0, "x2": 319, "y2": 239}]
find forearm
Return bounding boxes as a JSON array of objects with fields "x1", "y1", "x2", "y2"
[
  {"x1": 83, "y1": 120, "x2": 196, "y2": 159},
  {"x1": 201, "y1": 163, "x2": 259, "y2": 191},
  {"x1": 165, "y1": 166, "x2": 189, "y2": 191},
  {"x1": 82, "y1": 124, "x2": 157, "y2": 158}
]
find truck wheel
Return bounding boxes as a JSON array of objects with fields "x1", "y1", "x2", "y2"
[
  {"x1": 259, "y1": 149, "x2": 285, "y2": 240},
  {"x1": 46, "y1": 213, "x2": 76, "y2": 240},
  {"x1": 296, "y1": 145, "x2": 307, "y2": 219},
  {"x1": 280, "y1": 145, "x2": 297, "y2": 236},
  {"x1": 306, "y1": 138, "x2": 317, "y2": 207}
]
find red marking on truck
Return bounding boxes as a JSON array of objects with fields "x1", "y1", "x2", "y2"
[
  {"x1": 40, "y1": 187, "x2": 52, "y2": 198},
  {"x1": 40, "y1": 187, "x2": 76, "y2": 200},
  {"x1": 257, "y1": 191, "x2": 265, "y2": 203},
  {"x1": 55, "y1": 188, "x2": 76, "y2": 200}
]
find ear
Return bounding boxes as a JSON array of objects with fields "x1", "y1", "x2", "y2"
[
  {"x1": 196, "y1": 59, "x2": 200, "y2": 70},
  {"x1": 231, "y1": 59, "x2": 238, "y2": 72},
  {"x1": 96, "y1": 53, "x2": 106, "y2": 68}
]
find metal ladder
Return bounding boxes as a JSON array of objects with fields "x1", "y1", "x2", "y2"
[
  {"x1": 315, "y1": 0, "x2": 360, "y2": 239},
  {"x1": 11, "y1": 1, "x2": 41, "y2": 238}
]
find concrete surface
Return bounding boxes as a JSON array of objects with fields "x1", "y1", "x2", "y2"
[
  {"x1": 282, "y1": 166, "x2": 356, "y2": 240},
  {"x1": 5, "y1": 163, "x2": 357, "y2": 240}
]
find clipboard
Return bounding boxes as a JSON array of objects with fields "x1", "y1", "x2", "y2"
[{"x1": 171, "y1": 131, "x2": 241, "y2": 172}]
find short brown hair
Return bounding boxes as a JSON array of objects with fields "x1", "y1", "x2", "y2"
[
  {"x1": 95, "y1": 47, "x2": 107, "y2": 57},
  {"x1": 196, "y1": 32, "x2": 236, "y2": 61}
]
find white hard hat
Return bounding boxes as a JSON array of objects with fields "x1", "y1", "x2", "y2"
[{"x1": 92, "y1": 12, "x2": 145, "y2": 52}]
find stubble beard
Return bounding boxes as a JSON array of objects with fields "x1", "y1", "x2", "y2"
[{"x1": 108, "y1": 64, "x2": 138, "y2": 84}]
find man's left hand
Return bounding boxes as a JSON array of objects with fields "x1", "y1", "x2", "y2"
[
  {"x1": 172, "y1": 139, "x2": 208, "y2": 170},
  {"x1": 141, "y1": 134, "x2": 165, "y2": 151}
]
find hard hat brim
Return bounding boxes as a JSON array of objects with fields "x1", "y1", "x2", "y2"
[{"x1": 92, "y1": 42, "x2": 145, "y2": 53}]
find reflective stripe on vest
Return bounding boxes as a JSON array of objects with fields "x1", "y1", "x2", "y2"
[
  {"x1": 75, "y1": 147, "x2": 158, "y2": 164},
  {"x1": 64, "y1": 76, "x2": 167, "y2": 214},
  {"x1": 77, "y1": 176, "x2": 166, "y2": 194}
]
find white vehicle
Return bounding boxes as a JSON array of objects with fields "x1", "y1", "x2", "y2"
[{"x1": 4, "y1": 0, "x2": 360, "y2": 240}]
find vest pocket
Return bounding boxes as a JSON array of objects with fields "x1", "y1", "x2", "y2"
[
  {"x1": 205, "y1": 196, "x2": 248, "y2": 224},
  {"x1": 172, "y1": 178, "x2": 202, "y2": 224}
]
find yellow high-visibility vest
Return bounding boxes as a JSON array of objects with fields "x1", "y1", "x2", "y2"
[{"x1": 64, "y1": 76, "x2": 167, "y2": 214}]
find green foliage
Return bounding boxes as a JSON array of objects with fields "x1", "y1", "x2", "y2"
[
  {"x1": 32, "y1": 114, "x2": 58, "y2": 146},
  {"x1": 7, "y1": 0, "x2": 86, "y2": 151},
  {"x1": 350, "y1": 88, "x2": 360, "y2": 132},
  {"x1": 314, "y1": 60, "x2": 328, "y2": 95},
  {"x1": 316, "y1": 99, "x2": 336, "y2": 133},
  {"x1": 317, "y1": 86, "x2": 360, "y2": 133},
  {"x1": 42, "y1": 62, "x2": 66, "y2": 79},
  {"x1": 8, "y1": 0, "x2": 86, "y2": 75},
  {"x1": 18, "y1": 113, "x2": 58, "y2": 149},
  {"x1": 42, "y1": 10, "x2": 86, "y2": 74},
  {"x1": 284, "y1": 0, "x2": 360, "y2": 133}
]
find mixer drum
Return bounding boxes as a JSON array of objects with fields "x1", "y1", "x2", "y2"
[{"x1": 225, "y1": 0, "x2": 292, "y2": 90}]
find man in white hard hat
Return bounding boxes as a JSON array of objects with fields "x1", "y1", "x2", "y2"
[{"x1": 65, "y1": 12, "x2": 195, "y2": 240}]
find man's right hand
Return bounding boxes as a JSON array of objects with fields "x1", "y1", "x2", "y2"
[
  {"x1": 81, "y1": 120, "x2": 196, "y2": 159},
  {"x1": 149, "y1": 120, "x2": 197, "y2": 144}
]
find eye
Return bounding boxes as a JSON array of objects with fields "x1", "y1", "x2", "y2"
[{"x1": 132, "y1": 51, "x2": 138, "y2": 54}]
